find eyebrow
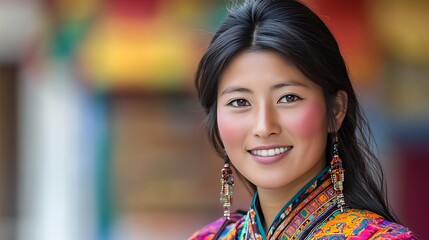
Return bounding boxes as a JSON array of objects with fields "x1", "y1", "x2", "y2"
[
  {"x1": 220, "y1": 80, "x2": 308, "y2": 96},
  {"x1": 220, "y1": 87, "x2": 252, "y2": 96}
]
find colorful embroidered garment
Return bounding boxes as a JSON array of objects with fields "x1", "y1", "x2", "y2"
[{"x1": 189, "y1": 168, "x2": 417, "y2": 239}]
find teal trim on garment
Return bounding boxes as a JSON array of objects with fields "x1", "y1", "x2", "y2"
[
  {"x1": 250, "y1": 193, "x2": 267, "y2": 240},
  {"x1": 239, "y1": 211, "x2": 250, "y2": 239},
  {"x1": 251, "y1": 166, "x2": 330, "y2": 238},
  {"x1": 256, "y1": 204, "x2": 266, "y2": 240}
]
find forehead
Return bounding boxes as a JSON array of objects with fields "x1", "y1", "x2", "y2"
[{"x1": 219, "y1": 50, "x2": 316, "y2": 90}]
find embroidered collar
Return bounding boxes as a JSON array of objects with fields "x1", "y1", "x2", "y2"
[{"x1": 240, "y1": 167, "x2": 339, "y2": 239}]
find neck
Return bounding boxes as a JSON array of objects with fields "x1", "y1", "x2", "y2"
[
  {"x1": 257, "y1": 182, "x2": 304, "y2": 230},
  {"x1": 256, "y1": 162, "x2": 326, "y2": 231}
]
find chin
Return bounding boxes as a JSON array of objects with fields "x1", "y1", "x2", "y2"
[{"x1": 250, "y1": 175, "x2": 293, "y2": 190}]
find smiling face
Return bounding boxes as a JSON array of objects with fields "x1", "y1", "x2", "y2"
[{"x1": 217, "y1": 50, "x2": 329, "y2": 191}]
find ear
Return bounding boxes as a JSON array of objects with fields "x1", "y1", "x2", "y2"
[{"x1": 329, "y1": 90, "x2": 348, "y2": 133}]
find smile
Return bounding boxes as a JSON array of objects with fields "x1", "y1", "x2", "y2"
[{"x1": 250, "y1": 146, "x2": 292, "y2": 157}]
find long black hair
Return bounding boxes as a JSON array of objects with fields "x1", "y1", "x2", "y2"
[{"x1": 195, "y1": 0, "x2": 398, "y2": 222}]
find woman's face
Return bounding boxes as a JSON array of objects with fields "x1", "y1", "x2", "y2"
[{"x1": 217, "y1": 50, "x2": 329, "y2": 190}]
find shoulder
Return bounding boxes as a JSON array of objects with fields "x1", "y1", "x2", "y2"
[
  {"x1": 188, "y1": 212, "x2": 245, "y2": 240},
  {"x1": 311, "y1": 208, "x2": 417, "y2": 239}
]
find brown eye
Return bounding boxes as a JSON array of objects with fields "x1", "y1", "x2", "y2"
[
  {"x1": 229, "y1": 99, "x2": 250, "y2": 107},
  {"x1": 279, "y1": 94, "x2": 301, "y2": 103}
]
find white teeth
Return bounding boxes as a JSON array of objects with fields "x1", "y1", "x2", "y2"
[{"x1": 250, "y1": 147, "x2": 291, "y2": 157}]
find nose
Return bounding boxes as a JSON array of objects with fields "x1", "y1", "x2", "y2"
[{"x1": 253, "y1": 104, "x2": 281, "y2": 138}]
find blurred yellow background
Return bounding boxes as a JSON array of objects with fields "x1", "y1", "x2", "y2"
[{"x1": 1, "y1": 0, "x2": 428, "y2": 239}]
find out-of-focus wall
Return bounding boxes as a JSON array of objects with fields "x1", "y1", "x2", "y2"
[
  {"x1": 0, "y1": 64, "x2": 18, "y2": 240},
  {"x1": 0, "y1": 0, "x2": 428, "y2": 239}
]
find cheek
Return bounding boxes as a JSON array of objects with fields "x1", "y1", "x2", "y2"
[
  {"x1": 286, "y1": 101, "x2": 328, "y2": 138},
  {"x1": 217, "y1": 110, "x2": 246, "y2": 149}
]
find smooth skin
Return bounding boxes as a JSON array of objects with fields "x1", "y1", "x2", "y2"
[{"x1": 217, "y1": 50, "x2": 347, "y2": 230}]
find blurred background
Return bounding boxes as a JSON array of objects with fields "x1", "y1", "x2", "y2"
[{"x1": 0, "y1": 0, "x2": 428, "y2": 239}]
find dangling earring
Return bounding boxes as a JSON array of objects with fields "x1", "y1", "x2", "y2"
[
  {"x1": 329, "y1": 134, "x2": 346, "y2": 212},
  {"x1": 220, "y1": 151, "x2": 234, "y2": 220}
]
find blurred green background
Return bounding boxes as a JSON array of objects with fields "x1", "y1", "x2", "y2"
[{"x1": 1, "y1": 0, "x2": 428, "y2": 239}]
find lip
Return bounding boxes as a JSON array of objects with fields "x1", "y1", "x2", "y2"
[{"x1": 247, "y1": 145, "x2": 293, "y2": 165}]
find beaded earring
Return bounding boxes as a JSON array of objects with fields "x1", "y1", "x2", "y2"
[
  {"x1": 220, "y1": 160, "x2": 234, "y2": 220},
  {"x1": 329, "y1": 134, "x2": 346, "y2": 212}
]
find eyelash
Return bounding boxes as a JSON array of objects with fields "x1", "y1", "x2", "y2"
[
  {"x1": 227, "y1": 94, "x2": 302, "y2": 107},
  {"x1": 278, "y1": 94, "x2": 302, "y2": 103},
  {"x1": 227, "y1": 99, "x2": 250, "y2": 107}
]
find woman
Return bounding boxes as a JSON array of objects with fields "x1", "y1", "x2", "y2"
[{"x1": 189, "y1": 0, "x2": 417, "y2": 239}]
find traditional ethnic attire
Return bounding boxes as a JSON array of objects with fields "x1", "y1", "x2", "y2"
[{"x1": 189, "y1": 168, "x2": 416, "y2": 240}]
